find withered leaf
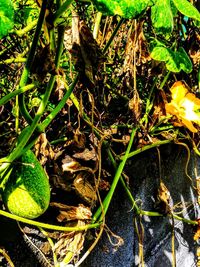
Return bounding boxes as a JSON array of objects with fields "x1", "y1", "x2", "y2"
[
  {"x1": 34, "y1": 133, "x2": 54, "y2": 165},
  {"x1": 73, "y1": 129, "x2": 86, "y2": 149},
  {"x1": 53, "y1": 220, "x2": 86, "y2": 263},
  {"x1": 73, "y1": 172, "x2": 97, "y2": 205},
  {"x1": 31, "y1": 44, "x2": 57, "y2": 82},
  {"x1": 62, "y1": 155, "x2": 83, "y2": 173},
  {"x1": 154, "y1": 181, "x2": 171, "y2": 215},
  {"x1": 128, "y1": 89, "x2": 142, "y2": 122},
  {"x1": 66, "y1": 14, "x2": 104, "y2": 86},
  {"x1": 50, "y1": 202, "x2": 92, "y2": 221},
  {"x1": 73, "y1": 147, "x2": 97, "y2": 161},
  {"x1": 62, "y1": 155, "x2": 94, "y2": 174}
]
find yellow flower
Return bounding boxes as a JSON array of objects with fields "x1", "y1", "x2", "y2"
[{"x1": 165, "y1": 81, "x2": 200, "y2": 133}]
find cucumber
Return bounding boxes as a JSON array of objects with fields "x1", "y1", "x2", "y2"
[{"x1": 2, "y1": 150, "x2": 50, "y2": 219}]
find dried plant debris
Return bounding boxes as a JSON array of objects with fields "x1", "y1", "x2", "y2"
[
  {"x1": 53, "y1": 220, "x2": 86, "y2": 264},
  {"x1": 50, "y1": 202, "x2": 92, "y2": 222},
  {"x1": 73, "y1": 172, "x2": 97, "y2": 206},
  {"x1": 154, "y1": 181, "x2": 172, "y2": 215},
  {"x1": 34, "y1": 133, "x2": 55, "y2": 165}
]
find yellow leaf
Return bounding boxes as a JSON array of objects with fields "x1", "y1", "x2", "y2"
[{"x1": 165, "y1": 81, "x2": 200, "y2": 133}]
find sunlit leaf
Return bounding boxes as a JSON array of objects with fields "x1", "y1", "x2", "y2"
[
  {"x1": 150, "y1": 45, "x2": 193, "y2": 73},
  {"x1": 91, "y1": 0, "x2": 153, "y2": 19},
  {"x1": 165, "y1": 81, "x2": 200, "y2": 132},
  {"x1": 176, "y1": 47, "x2": 193, "y2": 73},
  {"x1": 172, "y1": 0, "x2": 200, "y2": 21},
  {"x1": 151, "y1": 0, "x2": 174, "y2": 37},
  {"x1": 0, "y1": 0, "x2": 14, "y2": 39}
]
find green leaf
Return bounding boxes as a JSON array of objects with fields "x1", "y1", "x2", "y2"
[
  {"x1": 176, "y1": 47, "x2": 192, "y2": 73},
  {"x1": 172, "y1": 0, "x2": 200, "y2": 21},
  {"x1": 91, "y1": 0, "x2": 153, "y2": 19},
  {"x1": 151, "y1": 0, "x2": 174, "y2": 38},
  {"x1": 150, "y1": 46, "x2": 170, "y2": 61},
  {"x1": 170, "y1": 0, "x2": 178, "y2": 16},
  {"x1": 150, "y1": 45, "x2": 193, "y2": 73},
  {"x1": 0, "y1": 0, "x2": 14, "y2": 39}
]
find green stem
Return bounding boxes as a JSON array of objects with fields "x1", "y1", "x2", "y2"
[
  {"x1": 14, "y1": 19, "x2": 37, "y2": 37},
  {"x1": 53, "y1": 0, "x2": 74, "y2": 24},
  {"x1": 18, "y1": 0, "x2": 48, "y2": 125},
  {"x1": 0, "y1": 209, "x2": 101, "y2": 231},
  {"x1": 123, "y1": 139, "x2": 173, "y2": 160},
  {"x1": 0, "y1": 84, "x2": 35, "y2": 106},
  {"x1": 50, "y1": 137, "x2": 68, "y2": 145},
  {"x1": 149, "y1": 124, "x2": 174, "y2": 134},
  {"x1": 0, "y1": 58, "x2": 26, "y2": 64},
  {"x1": 38, "y1": 227, "x2": 58, "y2": 266},
  {"x1": 0, "y1": 23, "x2": 65, "y2": 175},
  {"x1": 140, "y1": 77, "x2": 158, "y2": 125},
  {"x1": 160, "y1": 71, "x2": 171, "y2": 90},
  {"x1": 0, "y1": 45, "x2": 12, "y2": 56},
  {"x1": 0, "y1": 76, "x2": 56, "y2": 174},
  {"x1": 20, "y1": 74, "x2": 79, "y2": 154},
  {"x1": 106, "y1": 148, "x2": 140, "y2": 214},
  {"x1": 103, "y1": 18, "x2": 125, "y2": 54},
  {"x1": 93, "y1": 127, "x2": 138, "y2": 222},
  {"x1": 140, "y1": 210, "x2": 198, "y2": 225}
]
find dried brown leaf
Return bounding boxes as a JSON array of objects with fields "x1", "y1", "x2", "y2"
[
  {"x1": 62, "y1": 155, "x2": 83, "y2": 173},
  {"x1": 53, "y1": 220, "x2": 86, "y2": 263},
  {"x1": 50, "y1": 203, "x2": 92, "y2": 221},
  {"x1": 155, "y1": 181, "x2": 171, "y2": 215},
  {"x1": 34, "y1": 133, "x2": 54, "y2": 165},
  {"x1": 73, "y1": 147, "x2": 97, "y2": 161},
  {"x1": 73, "y1": 172, "x2": 97, "y2": 205}
]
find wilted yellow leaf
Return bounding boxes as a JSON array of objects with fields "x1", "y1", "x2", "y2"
[{"x1": 165, "y1": 81, "x2": 200, "y2": 133}]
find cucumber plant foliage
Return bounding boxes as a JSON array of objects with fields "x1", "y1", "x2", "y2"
[
  {"x1": 0, "y1": 0, "x2": 14, "y2": 39},
  {"x1": 90, "y1": 0, "x2": 153, "y2": 19},
  {"x1": 91, "y1": 0, "x2": 200, "y2": 23},
  {"x1": 91, "y1": 0, "x2": 199, "y2": 73},
  {"x1": 150, "y1": 43, "x2": 193, "y2": 73}
]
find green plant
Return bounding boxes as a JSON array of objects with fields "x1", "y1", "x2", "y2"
[{"x1": 0, "y1": 0, "x2": 200, "y2": 266}]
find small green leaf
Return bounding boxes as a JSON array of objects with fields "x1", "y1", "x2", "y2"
[
  {"x1": 151, "y1": 0, "x2": 174, "y2": 38},
  {"x1": 0, "y1": 0, "x2": 14, "y2": 39},
  {"x1": 172, "y1": 0, "x2": 200, "y2": 21},
  {"x1": 150, "y1": 45, "x2": 193, "y2": 73},
  {"x1": 91, "y1": 0, "x2": 153, "y2": 19}
]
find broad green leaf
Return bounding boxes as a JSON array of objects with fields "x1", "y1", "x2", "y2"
[
  {"x1": 0, "y1": 0, "x2": 14, "y2": 39},
  {"x1": 172, "y1": 0, "x2": 200, "y2": 21},
  {"x1": 150, "y1": 46, "x2": 170, "y2": 61},
  {"x1": 176, "y1": 47, "x2": 192, "y2": 73},
  {"x1": 165, "y1": 50, "x2": 180, "y2": 72},
  {"x1": 150, "y1": 45, "x2": 192, "y2": 73},
  {"x1": 151, "y1": 0, "x2": 174, "y2": 38},
  {"x1": 91, "y1": 0, "x2": 153, "y2": 19}
]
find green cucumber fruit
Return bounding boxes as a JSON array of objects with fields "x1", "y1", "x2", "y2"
[{"x1": 2, "y1": 150, "x2": 50, "y2": 219}]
